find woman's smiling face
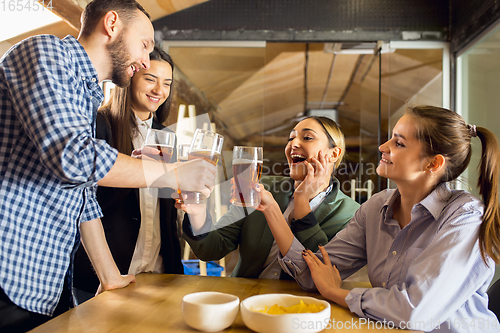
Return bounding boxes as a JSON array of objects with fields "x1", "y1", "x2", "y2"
[
  {"x1": 377, "y1": 114, "x2": 429, "y2": 183},
  {"x1": 285, "y1": 118, "x2": 336, "y2": 181},
  {"x1": 130, "y1": 60, "x2": 173, "y2": 118}
]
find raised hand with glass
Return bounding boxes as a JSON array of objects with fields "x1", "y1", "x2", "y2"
[
  {"x1": 176, "y1": 129, "x2": 224, "y2": 204},
  {"x1": 142, "y1": 129, "x2": 175, "y2": 162}
]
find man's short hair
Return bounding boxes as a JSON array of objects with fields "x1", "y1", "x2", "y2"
[{"x1": 80, "y1": 0, "x2": 150, "y2": 38}]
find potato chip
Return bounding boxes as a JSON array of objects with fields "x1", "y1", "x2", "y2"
[
  {"x1": 254, "y1": 300, "x2": 325, "y2": 314},
  {"x1": 268, "y1": 304, "x2": 287, "y2": 314}
]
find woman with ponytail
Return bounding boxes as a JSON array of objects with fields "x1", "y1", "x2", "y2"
[{"x1": 257, "y1": 106, "x2": 500, "y2": 332}]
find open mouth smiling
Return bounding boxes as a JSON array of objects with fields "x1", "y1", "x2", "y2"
[
  {"x1": 291, "y1": 154, "x2": 307, "y2": 164},
  {"x1": 130, "y1": 64, "x2": 140, "y2": 76}
]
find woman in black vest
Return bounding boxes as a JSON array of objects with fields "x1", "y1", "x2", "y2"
[{"x1": 73, "y1": 47, "x2": 183, "y2": 304}]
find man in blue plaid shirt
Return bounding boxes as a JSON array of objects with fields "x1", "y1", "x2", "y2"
[{"x1": 0, "y1": 0, "x2": 216, "y2": 331}]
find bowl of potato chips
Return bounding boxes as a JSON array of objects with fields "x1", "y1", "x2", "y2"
[{"x1": 240, "y1": 294, "x2": 331, "y2": 333}]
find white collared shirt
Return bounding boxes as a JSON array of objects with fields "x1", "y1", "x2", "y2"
[{"x1": 128, "y1": 114, "x2": 164, "y2": 274}]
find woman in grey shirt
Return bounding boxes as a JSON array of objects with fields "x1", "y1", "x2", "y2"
[{"x1": 256, "y1": 106, "x2": 500, "y2": 332}]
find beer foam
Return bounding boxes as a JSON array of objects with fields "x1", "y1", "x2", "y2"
[{"x1": 233, "y1": 158, "x2": 263, "y2": 164}]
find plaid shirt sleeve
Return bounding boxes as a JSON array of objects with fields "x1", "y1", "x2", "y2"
[
  {"x1": 3, "y1": 36, "x2": 117, "y2": 187},
  {"x1": 81, "y1": 185, "x2": 103, "y2": 222}
]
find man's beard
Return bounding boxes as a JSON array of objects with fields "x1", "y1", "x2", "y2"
[{"x1": 107, "y1": 32, "x2": 133, "y2": 88}]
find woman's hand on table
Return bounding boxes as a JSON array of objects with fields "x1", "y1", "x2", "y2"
[
  {"x1": 303, "y1": 245, "x2": 349, "y2": 308},
  {"x1": 96, "y1": 274, "x2": 136, "y2": 295}
]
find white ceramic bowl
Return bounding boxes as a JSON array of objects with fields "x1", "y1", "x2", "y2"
[
  {"x1": 240, "y1": 293, "x2": 331, "y2": 333},
  {"x1": 181, "y1": 291, "x2": 240, "y2": 332}
]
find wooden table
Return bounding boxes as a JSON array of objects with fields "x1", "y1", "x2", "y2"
[{"x1": 30, "y1": 274, "x2": 417, "y2": 332}]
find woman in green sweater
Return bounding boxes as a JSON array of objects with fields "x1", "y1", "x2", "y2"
[{"x1": 178, "y1": 116, "x2": 360, "y2": 278}]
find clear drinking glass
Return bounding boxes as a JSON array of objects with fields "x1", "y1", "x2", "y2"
[
  {"x1": 176, "y1": 129, "x2": 224, "y2": 204},
  {"x1": 143, "y1": 129, "x2": 175, "y2": 163},
  {"x1": 177, "y1": 143, "x2": 191, "y2": 162},
  {"x1": 230, "y1": 146, "x2": 263, "y2": 207}
]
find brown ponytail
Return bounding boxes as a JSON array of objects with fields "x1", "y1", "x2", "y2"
[
  {"x1": 476, "y1": 127, "x2": 500, "y2": 264},
  {"x1": 406, "y1": 106, "x2": 500, "y2": 264}
]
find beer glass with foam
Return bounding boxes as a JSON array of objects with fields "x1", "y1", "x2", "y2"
[
  {"x1": 176, "y1": 129, "x2": 224, "y2": 204},
  {"x1": 231, "y1": 146, "x2": 263, "y2": 207},
  {"x1": 143, "y1": 129, "x2": 175, "y2": 162}
]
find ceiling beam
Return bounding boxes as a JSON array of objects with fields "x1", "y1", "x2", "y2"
[
  {"x1": 34, "y1": 0, "x2": 210, "y2": 32},
  {"x1": 0, "y1": 0, "x2": 209, "y2": 56},
  {"x1": 37, "y1": 0, "x2": 85, "y2": 31},
  {"x1": 0, "y1": 21, "x2": 77, "y2": 56},
  {"x1": 143, "y1": 0, "x2": 209, "y2": 21}
]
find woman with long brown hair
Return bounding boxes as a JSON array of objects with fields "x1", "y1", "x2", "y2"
[
  {"x1": 259, "y1": 106, "x2": 500, "y2": 332},
  {"x1": 73, "y1": 46, "x2": 183, "y2": 303}
]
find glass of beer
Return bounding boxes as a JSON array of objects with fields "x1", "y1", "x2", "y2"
[
  {"x1": 230, "y1": 146, "x2": 263, "y2": 207},
  {"x1": 143, "y1": 129, "x2": 175, "y2": 163},
  {"x1": 177, "y1": 143, "x2": 191, "y2": 162},
  {"x1": 178, "y1": 129, "x2": 224, "y2": 204}
]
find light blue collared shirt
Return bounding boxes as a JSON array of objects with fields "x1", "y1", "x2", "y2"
[{"x1": 280, "y1": 183, "x2": 499, "y2": 332}]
